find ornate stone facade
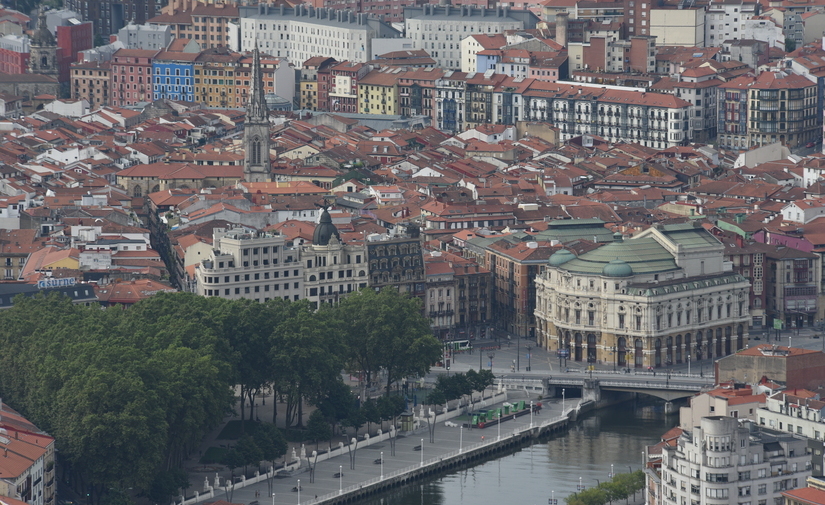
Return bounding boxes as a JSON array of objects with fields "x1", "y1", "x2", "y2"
[{"x1": 535, "y1": 223, "x2": 751, "y2": 369}]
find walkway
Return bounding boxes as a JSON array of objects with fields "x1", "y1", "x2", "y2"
[{"x1": 187, "y1": 393, "x2": 557, "y2": 505}]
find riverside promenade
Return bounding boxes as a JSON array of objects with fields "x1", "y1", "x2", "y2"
[{"x1": 182, "y1": 394, "x2": 572, "y2": 505}]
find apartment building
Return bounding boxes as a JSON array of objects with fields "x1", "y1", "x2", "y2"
[
  {"x1": 70, "y1": 60, "x2": 110, "y2": 107},
  {"x1": 766, "y1": 245, "x2": 820, "y2": 329},
  {"x1": 0, "y1": 400, "x2": 56, "y2": 505},
  {"x1": 65, "y1": 0, "x2": 163, "y2": 40},
  {"x1": 424, "y1": 251, "x2": 493, "y2": 340},
  {"x1": 653, "y1": 417, "x2": 811, "y2": 505},
  {"x1": 238, "y1": 5, "x2": 400, "y2": 66},
  {"x1": 748, "y1": 71, "x2": 819, "y2": 150},
  {"x1": 301, "y1": 209, "x2": 368, "y2": 307},
  {"x1": 365, "y1": 225, "x2": 425, "y2": 300},
  {"x1": 148, "y1": 0, "x2": 239, "y2": 50},
  {"x1": 195, "y1": 228, "x2": 303, "y2": 302},
  {"x1": 705, "y1": 0, "x2": 760, "y2": 47},
  {"x1": 193, "y1": 48, "x2": 294, "y2": 109},
  {"x1": 117, "y1": 22, "x2": 172, "y2": 50},
  {"x1": 152, "y1": 50, "x2": 198, "y2": 102},
  {"x1": 323, "y1": 0, "x2": 417, "y2": 24},
  {"x1": 328, "y1": 61, "x2": 370, "y2": 113},
  {"x1": 717, "y1": 75, "x2": 755, "y2": 151},
  {"x1": 652, "y1": 67, "x2": 721, "y2": 143},
  {"x1": 110, "y1": 48, "x2": 160, "y2": 107},
  {"x1": 535, "y1": 223, "x2": 750, "y2": 367},
  {"x1": 521, "y1": 81, "x2": 692, "y2": 150},
  {"x1": 405, "y1": 5, "x2": 539, "y2": 70},
  {"x1": 300, "y1": 56, "x2": 337, "y2": 110}
]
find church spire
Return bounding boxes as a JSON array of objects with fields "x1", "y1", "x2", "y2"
[{"x1": 247, "y1": 43, "x2": 268, "y2": 121}]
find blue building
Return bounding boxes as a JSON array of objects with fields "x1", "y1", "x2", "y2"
[{"x1": 152, "y1": 51, "x2": 198, "y2": 102}]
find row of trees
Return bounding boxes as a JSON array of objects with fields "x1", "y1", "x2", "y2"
[
  {"x1": 0, "y1": 288, "x2": 441, "y2": 505},
  {"x1": 565, "y1": 471, "x2": 646, "y2": 505}
]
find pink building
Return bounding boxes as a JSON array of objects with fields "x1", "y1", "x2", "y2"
[{"x1": 110, "y1": 48, "x2": 159, "y2": 107}]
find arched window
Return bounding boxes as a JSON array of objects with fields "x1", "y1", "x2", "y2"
[
  {"x1": 251, "y1": 137, "x2": 262, "y2": 165},
  {"x1": 133, "y1": 185, "x2": 142, "y2": 197}
]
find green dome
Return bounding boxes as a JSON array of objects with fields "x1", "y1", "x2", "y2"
[
  {"x1": 602, "y1": 259, "x2": 633, "y2": 277},
  {"x1": 548, "y1": 249, "x2": 576, "y2": 266}
]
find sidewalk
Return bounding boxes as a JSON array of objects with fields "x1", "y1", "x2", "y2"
[{"x1": 183, "y1": 391, "x2": 552, "y2": 505}]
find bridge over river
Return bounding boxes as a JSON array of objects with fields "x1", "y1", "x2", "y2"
[{"x1": 494, "y1": 369, "x2": 716, "y2": 412}]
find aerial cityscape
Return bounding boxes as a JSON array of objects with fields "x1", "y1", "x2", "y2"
[{"x1": 1, "y1": 0, "x2": 825, "y2": 504}]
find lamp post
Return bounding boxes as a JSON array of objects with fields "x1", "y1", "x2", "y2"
[
  {"x1": 297, "y1": 479, "x2": 300, "y2": 505},
  {"x1": 380, "y1": 452, "x2": 384, "y2": 480},
  {"x1": 459, "y1": 426, "x2": 463, "y2": 453},
  {"x1": 488, "y1": 352, "x2": 495, "y2": 371},
  {"x1": 526, "y1": 344, "x2": 532, "y2": 372},
  {"x1": 562, "y1": 388, "x2": 565, "y2": 415},
  {"x1": 497, "y1": 410, "x2": 501, "y2": 441},
  {"x1": 272, "y1": 493, "x2": 275, "y2": 505},
  {"x1": 339, "y1": 465, "x2": 343, "y2": 495},
  {"x1": 479, "y1": 346, "x2": 483, "y2": 370},
  {"x1": 611, "y1": 346, "x2": 617, "y2": 372},
  {"x1": 420, "y1": 438, "x2": 424, "y2": 467},
  {"x1": 687, "y1": 353, "x2": 691, "y2": 375},
  {"x1": 609, "y1": 463, "x2": 614, "y2": 479},
  {"x1": 530, "y1": 400, "x2": 534, "y2": 428},
  {"x1": 517, "y1": 335, "x2": 520, "y2": 371}
]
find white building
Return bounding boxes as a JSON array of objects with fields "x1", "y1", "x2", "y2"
[
  {"x1": 650, "y1": 8, "x2": 705, "y2": 46},
  {"x1": 195, "y1": 228, "x2": 303, "y2": 302},
  {"x1": 116, "y1": 21, "x2": 173, "y2": 51},
  {"x1": 781, "y1": 199, "x2": 825, "y2": 224},
  {"x1": 742, "y1": 17, "x2": 785, "y2": 50},
  {"x1": 758, "y1": 390, "x2": 825, "y2": 442},
  {"x1": 300, "y1": 208, "x2": 369, "y2": 307},
  {"x1": 238, "y1": 5, "x2": 400, "y2": 67},
  {"x1": 654, "y1": 416, "x2": 811, "y2": 505},
  {"x1": 534, "y1": 223, "x2": 750, "y2": 368},
  {"x1": 704, "y1": 0, "x2": 759, "y2": 47},
  {"x1": 405, "y1": 5, "x2": 538, "y2": 70}
]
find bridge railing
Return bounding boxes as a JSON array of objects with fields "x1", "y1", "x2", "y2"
[
  {"x1": 301, "y1": 414, "x2": 568, "y2": 505},
  {"x1": 597, "y1": 380, "x2": 705, "y2": 391}
]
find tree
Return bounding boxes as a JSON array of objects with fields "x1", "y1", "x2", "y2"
[
  {"x1": 306, "y1": 410, "x2": 332, "y2": 451},
  {"x1": 254, "y1": 423, "x2": 286, "y2": 495},
  {"x1": 148, "y1": 468, "x2": 189, "y2": 504},
  {"x1": 377, "y1": 395, "x2": 405, "y2": 431},
  {"x1": 360, "y1": 398, "x2": 382, "y2": 435},
  {"x1": 235, "y1": 435, "x2": 263, "y2": 477},
  {"x1": 335, "y1": 288, "x2": 441, "y2": 396},
  {"x1": 315, "y1": 379, "x2": 357, "y2": 436}
]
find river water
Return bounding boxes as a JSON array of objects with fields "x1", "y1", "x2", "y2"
[{"x1": 359, "y1": 400, "x2": 677, "y2": 505}]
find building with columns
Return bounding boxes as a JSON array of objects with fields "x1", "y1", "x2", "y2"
[{"x1": 534, "y1": 222, "x2": 751, "y2": 369}]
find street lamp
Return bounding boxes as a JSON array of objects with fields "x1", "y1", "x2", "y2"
[
  {"x1": 380, "y1": 452, "x2": 384, "y2": 480},
  {"x1": 526, "y1": 344, "x2": 532, "y2": 372},
  {"x1": 530, "y1": 400, "x2": 534, "y2": 428},
  {"x1": 611, "y1": 346, "x2": 617, "y2": 373},
  {"x1": 517, "y1": 335, "x2": 520, "y2": 371},
  {"x1": 687, "y1": 353, "x2": 691, "y2": 375},
  {"x1": 420, "y1": 438, "x2": 424, "y2": 467},
  {"x1": 339, "y1": 465, "x2": 343, "y2": 495},
  {"x1": 488, "y1": 352, "x2": 495, "y2": 371},
  {"x1": 272, "y1": 492, "x2": 275, "y2": 505},
  {"x1": 562, "y1": 388, "x2": 565, "y2": 415},
  {"x1": 459, "y1": 426, "x2": 463, "y2": 453},
  {"x1": 297, "y1": 479, "x2": 300, "y2": 505}
]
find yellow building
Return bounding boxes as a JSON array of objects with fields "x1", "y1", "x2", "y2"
[
  {"x1": 20, "y1": 246, "x2": 80, "y2": 280},
  {"x1": 358, "y1": 68, "x2": 400, "y2": 115}
]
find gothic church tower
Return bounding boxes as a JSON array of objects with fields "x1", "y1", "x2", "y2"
[
  {"x1": 28, "y1": 6, "x2": 59, "y2": 81},
  {"x1": 243, "y1": 45, "x2": 271, "y2": 183}
]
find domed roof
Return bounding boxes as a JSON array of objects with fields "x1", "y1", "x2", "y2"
[
  {"x1": 31, "y1": 7, "x2": 55, "y2": 47},
  {"x1": 602, "y1": 258, "x2": 633, "y2": 277},
  {"x1": 548, "y1": 249, "x2": 576, "y2": 266},
  {"x1": 312, "y1": 208, "x2": 340, "y2": 246}
]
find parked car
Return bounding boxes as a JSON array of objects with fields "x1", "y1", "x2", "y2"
[{"x1": 806, "y1": 142, "x2": 817, "y2": 148}]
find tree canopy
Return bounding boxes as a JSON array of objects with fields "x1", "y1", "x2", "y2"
[{"x1": 0, "y1": 287, "x2": 437, "y2": 505}]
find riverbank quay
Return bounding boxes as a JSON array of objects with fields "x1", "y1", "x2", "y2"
[{"x1": 177, "y1": 393, "x2": 573, "y2": 505}]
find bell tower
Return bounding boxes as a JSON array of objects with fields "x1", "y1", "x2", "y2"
[
  {"x1": 243, "y1": 44, "x2": 271, "y2": 183},
  {"x1": 28, "y1": 6, "x2": 59, "y2": 81}
]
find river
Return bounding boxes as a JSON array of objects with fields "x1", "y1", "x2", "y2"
[{"x1": 358, "y1": 399, "x2": 678, "y2": 505}]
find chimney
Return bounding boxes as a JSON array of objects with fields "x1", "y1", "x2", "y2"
[{"x1": 556, "y1": 12, "x2": 569, "y2": 48}]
